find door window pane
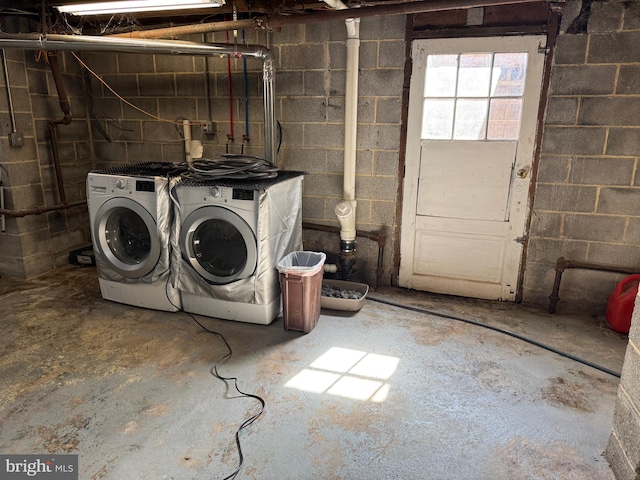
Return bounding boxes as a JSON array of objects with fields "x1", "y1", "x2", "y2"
[
  {"x1": 105, "y1": 207, "x2": 150, "y2": 264},
  {"x1": 422, "y1": 99, "x2": 454, "y2": 139},
  {"x1": 424, "y1": 54, "x2": 458, "y2": 97},
  {"x1": 194, "y1": 219, "x2": 247, "y2": 277},
  {"x1": 457, "y1": 53, "x2": 492, "y2": 97},
  {"x1": 421, "y1": 51, "x2": 527, "y2": 141},
  {"x1": 453, "y1": 99, "x2": 488, "y2": 140},
  {"x1": 492, "y1": 53, "x2": 527, "y2": 97},
  {"x1": 487, "y1": 98, "x2": 523, "y2": 140}
]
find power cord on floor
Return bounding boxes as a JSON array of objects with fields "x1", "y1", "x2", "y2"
[
  {"x1": 165, "y1": 280, "x2": 265, "y2": 480},
  {"x1": 367, "y1": 295, "x2": 622, "y2": 379}
]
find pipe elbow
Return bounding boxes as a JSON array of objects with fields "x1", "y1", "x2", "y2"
[{"x1": 335, "y1": 200, "x2": 356, "y2": 242}]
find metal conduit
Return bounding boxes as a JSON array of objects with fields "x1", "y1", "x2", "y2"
[{"x1": 0, "y1": 33, "x2": 277, "y2": 164}]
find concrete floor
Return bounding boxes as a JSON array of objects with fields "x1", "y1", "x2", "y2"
[{"x1": 0, "y1": 265, "x2": 629, "y2": 479}]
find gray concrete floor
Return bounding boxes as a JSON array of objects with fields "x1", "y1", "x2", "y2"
[{"x1": 0, "y1": 265, "x2": 629, "y2": 479}]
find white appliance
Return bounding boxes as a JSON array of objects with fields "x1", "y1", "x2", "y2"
[
  {"x1": 87, "y1": 167, "x2": 181, "y2": 311},
  {"x1": 172, "y1": 173, "x2": 303, "y2": 324}
]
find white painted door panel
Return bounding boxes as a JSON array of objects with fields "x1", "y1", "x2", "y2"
[
  {"x1": 417, "y1": 140, "x2": 517, "y2": 221},
  {"x1": 399, "y1": 36, "x2": 545, "y2": 301}
]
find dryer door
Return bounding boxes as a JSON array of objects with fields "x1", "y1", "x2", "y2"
[
  {"x1": 181, "y1": 206, "x2": 257, "y2": 284},
  {"x1": 93, "y1": 197, "x2": 161, "y2": 278}
]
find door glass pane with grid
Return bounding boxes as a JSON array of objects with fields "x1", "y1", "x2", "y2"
[{"x1": 422, "y1": 52, "x2": 527, "y2": 141}]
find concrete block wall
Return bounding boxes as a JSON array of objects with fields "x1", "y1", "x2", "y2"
[
  {"x1": 84, "y1": 17, "x2": 404, "y2": 286},
  {"x1": 523, "y1": 1, "x2": 640, "y2": 312},
  {"x1": 275, "y1": 17, "x2": 404, "y2": 286},
  {"x1": 0, "y1": 46, "x2": 92, "y2": 279},
  {"x1": 606, "y1": 293, "x2": 640, "y2": 479}
]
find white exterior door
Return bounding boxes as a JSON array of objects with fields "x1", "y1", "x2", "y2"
[{"x1": 399, "y1": 36, "x2": 546, "y2": 301}]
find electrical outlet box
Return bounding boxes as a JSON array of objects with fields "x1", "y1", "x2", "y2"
[
  {"x1": 202, "y1": 122, "x2": 216, "y2": 136},
  {"x1": 9, "y1": 132, "x2": 24, "y2": 147}
]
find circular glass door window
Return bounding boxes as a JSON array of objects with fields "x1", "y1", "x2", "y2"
[
  {"x1": 94, "y1": 197, "x2": 161, "y2": 279},
  {"x1": 105, "y1": 207, "x2": 151, "y2": 264},
  {"x1": 193, "y1": 219, "x2": 248, "y2": 277},
  {"x1": 181, "y1": 206, "x2": 257, "y2": 284}
]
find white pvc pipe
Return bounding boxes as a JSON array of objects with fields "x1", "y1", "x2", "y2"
[
  {"x1": 323, "y1": 0, "x2": 349, "y2": 9},
  {"x1": 183, "y1": 119, "x2": 192, "y2": 163},
  {"x1": 341, "y1": 18, "x2": 360, "y2": 244},
  {"x1": 321, "y1": 0, "x2": 359, "y2": 245}
]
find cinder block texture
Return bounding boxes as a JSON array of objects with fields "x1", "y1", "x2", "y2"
[
  {"x1": 536, "y1": 155, "x2": 569, "y2": 183},
  {"x1": 550, "y1": 65, "x2": 616, "y2": 95},
  {"x1": 533, "y1": 184, "x2": 597, "y2": 212},
  {"x1": 607, "y1": 128, "x2": 640, "y2": 156},
  {"x1": 588, "y1": 1, "x2": 624, "y2": 33},
  {"x1": 589, "y1": 31, "x2": 640, "y2": 63},
  {"x1": 605, "y1": 431, "x2": 637, "y2": 480},
  {"x1": 623, "y1": 2, "x2": 640, "y2": 30},
  {"x1": 529, "y1": 211, "x2": 562, "y2": 238},
  {"x1": 563, "y1": 213, "x2": 626, "y2": 242},
  {"x1": 544, "y1": 97, "x2": 578, "y2": 125},
  {"x1": 553, "y1": 34, "x2": 588, "y2": 65},
  {"x1": 632, "y1": 295, "x2": 640, "y2": 347},
  {"x1": 597, "y1": 188, "x2": 640, "y2": 216},
  {"x1": 579, "y1": 97, "x2": 640, "y2": 126},
  {"x1": 569, "y1": 157, "x2": 634, "y2": 186},
  {"x1": 621, "y1": 344, "x2": 640, "y2": 408},
  {"x1": 617, "y1": 65, "x2": 640, "y2": 94},
  {"x1": 541, "y1": 127, "x2": 606, "y2": 155},
  {"x1": 586, "y1": 242, "x2": 640, "y2": 268}
]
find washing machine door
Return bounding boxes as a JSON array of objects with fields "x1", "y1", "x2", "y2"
[
  {"x1": 93, "y1": 197, "x2": 161, "y2": 279},
  {"x1": 181, "y1": 206, "x2": 257, "y2": 284}
]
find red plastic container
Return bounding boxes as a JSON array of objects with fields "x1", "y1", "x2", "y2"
[{"x1": 605, "y1": 274, "x2": 640, "y2": 334}]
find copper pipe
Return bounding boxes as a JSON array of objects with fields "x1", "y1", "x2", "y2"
[
  {"x1": 0, "y1": 200, "x2": 87, "y2": 218},
  {"x1": 47, "y1": 51, "x2": 72, "y2": 205},
  {"x1": 106, "y1": 0, "x2": 544, "y2": 40}
]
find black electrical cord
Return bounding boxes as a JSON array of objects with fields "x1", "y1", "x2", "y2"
[
  {"x1": 276, "y1": 120, "x2": 282, "y2": 155},
  {"x1": 367, "y1": 295, "x2": 622, "y2": 379},
  {"x1": 164, "y1": 280, "x2": 266, "y2": 480}
]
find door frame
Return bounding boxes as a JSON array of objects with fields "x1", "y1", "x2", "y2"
[{"x1": 393, "y1": 28, "x2": 555, "y2": 301}]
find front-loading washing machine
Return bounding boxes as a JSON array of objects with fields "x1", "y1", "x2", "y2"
[
  {"x1": 171, "y1": 172, "x2": 303, "y2": 324},
  {"x1": 87, "y1": 163, "x2": 185, "y2": 312}
]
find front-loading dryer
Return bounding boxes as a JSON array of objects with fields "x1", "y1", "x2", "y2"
[
  {"x1": 171, "y1": 172, "x2": 303, "y2": 324},
  {"x1": 87, "y1": 164, "x2": 184, "y2": 311}
]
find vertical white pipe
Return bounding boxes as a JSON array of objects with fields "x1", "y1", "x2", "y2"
[
  {"x1": 340, "y1": 17, "x2": 360, "y2": 243},
  {"x1": 183, "y1": 119, "x2": 192, "y2": 164}
]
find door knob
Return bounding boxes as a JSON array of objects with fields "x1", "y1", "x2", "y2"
[{"x1": 517, "y1": 168, "x2": 529, "y2": 179}]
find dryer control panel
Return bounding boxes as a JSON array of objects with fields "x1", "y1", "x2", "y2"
[{"x1": 201, "y1": 185, "x2": 258, "y2": 210}]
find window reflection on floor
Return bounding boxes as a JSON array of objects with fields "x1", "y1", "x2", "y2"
[{"x1": 284, "y1": 347, "x2": 399, "y2": 402}]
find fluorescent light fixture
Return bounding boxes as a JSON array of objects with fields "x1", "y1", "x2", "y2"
[{"x1": 56, "y1": 0, "x2": 224, "y2": 15}]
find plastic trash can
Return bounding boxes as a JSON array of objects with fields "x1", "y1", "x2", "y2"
[{"x1": 277, "y1": 251, "x2": 326, "y2": 333}]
